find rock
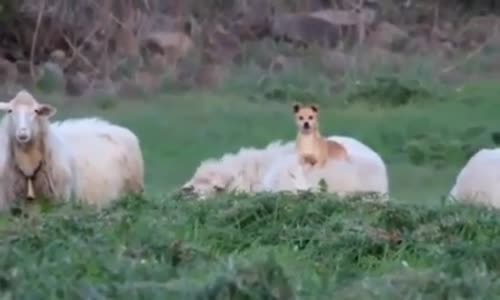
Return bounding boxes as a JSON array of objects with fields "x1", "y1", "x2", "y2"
[
  {"x1": 37, "y1": 62, "x2": 65, "y2": 92},
  {"x1": 65, "y1": 72, "x2": 89, "y2": 97},
  {"x1": 141, "y1": 31, "x2": 193, "y2": 68},
  {"x1": 202, "y1": 24, "x2": 241, "y2": 65},
  {"x1": 50, "y1": 50, "x2": 66, "y2": 66},
  {"x1": 232, "y1": 14, "x2": 272, "y2": 41},
  {"x1": 309, "y1": 8, "x2": 377, "y2": 27},
  {"x1": 42, "y1": 62, "x2": 64, "y2": 80},
  {"x1": 271, "y1": 14, "x2": 342, "y2": 49},
  {"x1": 455, "y1": 15, "x2": 500, "y2": 49},
  {"x1": 231, "y1": 0, "x2": 274, "y2": 41},
  {"x1": 367, "y1": 21, "x2": 409, "y2": 52}
]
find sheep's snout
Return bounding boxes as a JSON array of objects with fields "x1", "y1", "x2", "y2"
[{"x1": 15, "y1": 128, "x2": 31, "y2": 143}]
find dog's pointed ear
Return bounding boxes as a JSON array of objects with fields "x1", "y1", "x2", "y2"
[
  {"x1": 310, "y1": 104, "x2": 319, "y2": 112},
  {"x1": 293, "y1": 103, "x2": 301, "y2": 113}
]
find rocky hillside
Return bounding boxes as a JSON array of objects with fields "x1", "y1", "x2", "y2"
[{"x1": 0, "y1": 0, "x2": 499, "y2": 98}]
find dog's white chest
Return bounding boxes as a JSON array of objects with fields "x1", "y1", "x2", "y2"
[{"x1": 297, "y1": 136, "x2": 318, "y2": 154}]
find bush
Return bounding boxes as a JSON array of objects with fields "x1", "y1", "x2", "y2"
[
  {"x1": 345, "y1": 75, "x2": 441, "y2": 108},
  {"x1": 404, "y1": 126, "x2": 494, "y2": 168}
]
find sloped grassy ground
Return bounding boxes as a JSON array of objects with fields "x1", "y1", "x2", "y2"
[
  {"x1": 3, "y1": 63, "x2": 500, "y2": 298},
  {"x1": 1, "y1": 193, "x2": 500, "y2": 299}
]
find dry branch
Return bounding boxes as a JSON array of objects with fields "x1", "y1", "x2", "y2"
[
  {"x1": 63, "y1": 22, "x2": 103, "y2": 70},
  {"x1": 30, "y1": 0, "x2": 46, "y2": 80},
  {"x1": 62, "y1": 34, "x2": 99, "y2": 73},
  {"x1": 441, "y1": 22, "x2": 499, "y2": 74}
]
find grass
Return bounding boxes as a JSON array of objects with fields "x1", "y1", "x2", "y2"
[
  {"x1": 3, "y1": 194, "x2": 500, "y2": 299},
  {"x1": 2, "y1": 66, "x2": 500, "y2": 299}
]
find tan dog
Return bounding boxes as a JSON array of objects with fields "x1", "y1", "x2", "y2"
[{"x1": 293, "y1": 103, "x2": 349, "y2": 169}]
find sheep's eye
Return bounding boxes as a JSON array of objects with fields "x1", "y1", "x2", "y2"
[
  {"x1": 34, "y1": 109, "x2": 39, "y2": 114},
  {"x1": 7, "y1": 109, "x2": 12, "y2": 113}
]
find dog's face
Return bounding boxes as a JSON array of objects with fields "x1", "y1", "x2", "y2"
[{"x1": 293, "y1": 104, "x2": 319, "y2": 133}]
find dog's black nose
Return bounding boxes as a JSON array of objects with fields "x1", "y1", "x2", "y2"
[{"x1": 304, "y1": 122, "x2": 310, "y2": 129}]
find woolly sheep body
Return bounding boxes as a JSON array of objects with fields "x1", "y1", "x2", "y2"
[
  {"x1": 259, "y1": 136, "x2": 389, "y2": 199},
  {"x1": 257, "y1": 153, "x2": 310, "y2": 193},
  {"x1": 448, "y1": 148, "x2": 500, "y2": 208},
  {"x1": 51, "y1": 117, "x2": 144, "y2": 206},
  {"x1": 182, "y1": 140, "x2": 295, "y2": 199}
]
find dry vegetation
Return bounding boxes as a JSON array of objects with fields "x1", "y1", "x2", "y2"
[{"x1": 0, "y1": 0, "x2": 499, "y2": 99}]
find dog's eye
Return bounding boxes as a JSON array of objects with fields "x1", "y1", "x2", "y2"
[
  {"x1": 7, "y1": 109, "x2": 12, "y2": 113},
  {"x1": 308, "y1": 116, "x2": 313, "y2": 120},
  {"x1": 299, "y1": 116, "x2": 303, "y2": 120}
]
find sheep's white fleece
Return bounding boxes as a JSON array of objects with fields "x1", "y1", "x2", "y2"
[
  {"x1": 0, "y1": 117, "x2": 77, "y2": 210},
  {"x1": 258, "y1": 136, "x2": 389, "y2": 199},
  {"x1": 184, "y1": 135, "x2": 388, "y2": 200},
  {"x1": 51, "y1": 117, "x2": 144, "y2": 206},
  {"x1": 448, "y1": 148, "x2": 500, "y2": 208},
  {"x1": 183, "y1": 140, "x2": 295, "y2": 198}
]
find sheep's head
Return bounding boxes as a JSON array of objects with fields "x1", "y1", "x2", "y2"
[
  {"x1": 0, "y1": 90, "x2": 56, "y2": 145},
  {"x1": 181, "y1": 161, "x2": 233, "y2": 199}
]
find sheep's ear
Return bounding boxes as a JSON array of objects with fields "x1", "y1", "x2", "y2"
[
  {"x1": 310, "y1": 104, "x2": 319, "y2": 112},
  {"x1": 36, "y1": 104, "x2": 57, "y2": 118},
  {"x1": 0, "y1": 102, "x2": 11, "y2": 111},
  {"x1": 181, "y1": 184, "x2": 194, "y2": 193},
  {"x1": 292, "y1": 103, "x2": 301, "y2": 113},
  {"x1": 214, "y1": 185, "x2": 225, "y2": 192}
]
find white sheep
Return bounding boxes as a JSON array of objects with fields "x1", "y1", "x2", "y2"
[
  {"x1": 448, "y1": 148, "x2": 500, "y2": 208},
  {"x1": 182, "y1": 135, "x2": 388, "y2": 200},
  {"x1": 0, "y1": 90, "x2": 78, "y2": 210},
  {"x1": 51, "y1": 117, "x2": 145, "y2": 207},
  {"x1": 259, "y1": 136, "x2": 389, "y2": 200},
  {"x1": 0, "y1": 91, "x2": 145, "y2": 211},
  {"x1": 181, "y1": 140, "x2": 295, "y2": 199}
]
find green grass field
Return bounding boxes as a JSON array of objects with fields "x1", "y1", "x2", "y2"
[{"x1": 1, "y1": 71, "x2": 500, "y2": 299}]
